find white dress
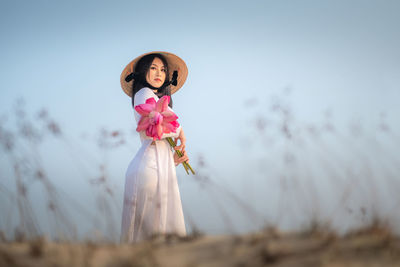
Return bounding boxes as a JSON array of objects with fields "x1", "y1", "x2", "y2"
[{"x1": 120, "y1": 87, "x2": 186, "y2": 243}]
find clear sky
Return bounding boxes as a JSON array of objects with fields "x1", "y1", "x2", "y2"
[{"x1": 1, "y1": 0, "x2": 399, "y2": 240}]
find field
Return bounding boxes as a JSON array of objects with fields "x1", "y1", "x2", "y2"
[
  {"x1": 1, "y1": 225, "x2": 400, "y2": 267},
  {"x1": 1, "y1": 94, "x2": 400, "y2": 266}
]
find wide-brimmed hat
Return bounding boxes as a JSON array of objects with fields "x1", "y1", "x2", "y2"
[{"x1": 120, "y1": 51, "x2": 188, "y2": 97}]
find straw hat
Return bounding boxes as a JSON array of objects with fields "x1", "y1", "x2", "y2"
[{"x1": 120, "y1": 51, "x2": 188, "y2": 97}]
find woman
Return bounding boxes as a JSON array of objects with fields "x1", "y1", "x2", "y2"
[{"x1": 120, "y1": 51, "x2": 189, "y2": 243}]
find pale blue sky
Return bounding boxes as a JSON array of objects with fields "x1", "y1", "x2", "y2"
[{"x1": 1, "y1": 0, "x2": 399, "y2": 240}]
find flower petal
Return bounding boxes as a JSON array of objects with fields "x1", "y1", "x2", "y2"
[
  {"x1": 156, "y1": 95, "x2": 170, "y2": 112},
  {"x1": 171, "y1": 120, "x2": 180, "y2": 128},
  {"x1": 145, "y1": 97, "x2": 156, "y2": 105},
  {"x1": 163, "y1": 122, "x2": 175, "y2": 133},
  {"x1": 147, "y1": 125, "x2": 158, "y2": 140},
  {"x1": 156, "y1": 122, "x2": 163, "y2": 140},
  {"x1": 135, "y1": 103, "x2": 153, "y2": 115},
  {"x1": 161, "y1": 110, "x2": 178, "y2": 118},
  {"x1": 153, "y1": 112, "x2": 161, "y2": 125},
  {"x1": 136, "y1": 117, "x2": 151, "y2": 131},
  {"x1": 163, "y1": 114, "x2": 178, "y2": 123}
]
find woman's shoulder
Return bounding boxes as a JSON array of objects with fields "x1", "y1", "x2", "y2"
[
  {"x1": 136, "y1": 87, "x2": 153, "y2": 95},
  {"x1": 134, "y1": 87, "x2": 158, "y2": 105},
  {"x1": 135, "y1": 87, "x2": 156, "y2": 98}
]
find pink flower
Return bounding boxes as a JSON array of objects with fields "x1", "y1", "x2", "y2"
[{"x1": 135, "y1": 96, "x2": 180, "y2": 140}]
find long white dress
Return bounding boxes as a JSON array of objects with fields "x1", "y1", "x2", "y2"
[{"x1": 120, "y1": 87, "x2": 186, "y2": 243}]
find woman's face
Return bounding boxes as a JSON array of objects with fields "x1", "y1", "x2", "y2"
[{"x1": 146, "y1": 57, "x2": 166, "y2": 88}]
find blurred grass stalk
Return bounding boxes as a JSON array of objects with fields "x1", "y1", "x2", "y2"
[{"x1": 0, "y1": 94, "x2": 399, "y2": 242}]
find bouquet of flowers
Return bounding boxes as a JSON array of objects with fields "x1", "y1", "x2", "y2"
[{"x1": 135, "y1": 95, "x2": 195, "y2": 175}]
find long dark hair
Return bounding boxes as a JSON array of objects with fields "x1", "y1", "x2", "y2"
[{"x1": 131, "y1": 53, "x2": 173, "y2": 108}]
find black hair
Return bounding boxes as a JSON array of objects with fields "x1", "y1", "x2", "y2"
[{"x1": 130, "y1": 53, "x2": 173, "y2": 108}]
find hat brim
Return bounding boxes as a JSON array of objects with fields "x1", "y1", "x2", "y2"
[{"x1": 120, "y1": 51, "x2": 188, "y2": 97}]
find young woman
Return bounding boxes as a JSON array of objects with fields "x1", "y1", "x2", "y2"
[{"x1": 120, "y1": 51, "x2": 189, "y2": 243}]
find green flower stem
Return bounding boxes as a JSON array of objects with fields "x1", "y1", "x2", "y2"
[
  {"x1": 175, "y1": 149, "x2": 189, "y2": 174},
  {"x1": 166, "y1": 137, "x2": 195, "y2": 175},
  {"x1": 166, "y1": 137, "x2": 189, "y2": 174}
]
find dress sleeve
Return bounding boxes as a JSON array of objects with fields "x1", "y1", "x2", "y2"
[{"x1": 133, "y1": 88, "x2": 182, "y2": 139}]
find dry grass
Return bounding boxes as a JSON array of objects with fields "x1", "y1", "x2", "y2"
[
  {"x1": 0, "y1": 92, "x2": 400, "y2": 265},
  {"x1": 1, "y1": 225, "x2": 399, "y2": 267}
]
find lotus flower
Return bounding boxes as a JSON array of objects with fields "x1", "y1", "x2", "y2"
[{"x1": 135, "y1": 95, "x2": 180, "y2": 140}]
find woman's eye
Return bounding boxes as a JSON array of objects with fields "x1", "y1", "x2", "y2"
[
  {"x1": 161, "y1": 69, "x2": 166, "y2": 72},
  {"x1": 150, "y1": 67, "x2": 156, "y2": 70}
]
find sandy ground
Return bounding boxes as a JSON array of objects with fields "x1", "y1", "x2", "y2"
[{"x1": 1, "y1": 227, "x2": 400, "y2": 267}]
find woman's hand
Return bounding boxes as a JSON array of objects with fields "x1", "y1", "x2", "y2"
[
  {"x1": 173, "y1": 129, "x2": 189, "y2": 166},
  {"x1": 174, "y1": 128, "x2": 186, "y2": 152},
  {"x1": 173, "y1": 147, "x2": 189, "y2": 166}
]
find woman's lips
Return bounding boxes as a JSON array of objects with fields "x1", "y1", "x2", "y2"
[{"x1": 155, "y1": 79, "x2": 161, "y2": 82}]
